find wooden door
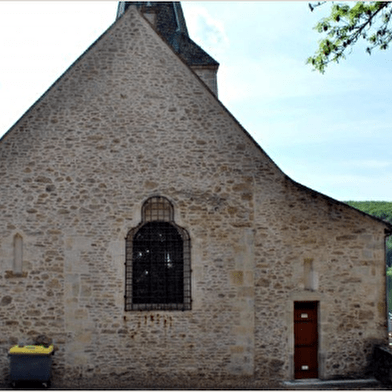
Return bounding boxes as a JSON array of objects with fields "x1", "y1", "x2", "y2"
[{"x1": 294, "y1": 301, "x2": 318, "y2": 379}]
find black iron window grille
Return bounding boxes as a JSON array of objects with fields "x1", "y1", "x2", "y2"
[{"x1": 125, "y1": 197, "x2": 191, "y2": 311}]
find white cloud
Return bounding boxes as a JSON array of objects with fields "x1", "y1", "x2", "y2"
[
  {"x1": 284, "y1": 168, "x2": 392, "y2": 201},
  {"x1": 345, "y1": 160, "x2": 392, "y2": 170},
  {"x1": 218, "y1": 54, "x2": 367, "y2": 107},
  {"x1": 182, "y1": 3, "x2": 229, "y2": 59},
  {"x1": 0, "y1": 2, "x2": 116, "y2": 137}
]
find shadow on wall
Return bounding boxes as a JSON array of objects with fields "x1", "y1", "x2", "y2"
[{"x1": 372, "y1": 345, "x2": 392, "y2": 386}]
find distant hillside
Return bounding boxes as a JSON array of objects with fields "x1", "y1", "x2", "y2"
[{"x1": 345, "y1": 201, "x2": 392, "y2": 223}]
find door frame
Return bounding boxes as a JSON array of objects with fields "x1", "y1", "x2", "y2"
[
  {"x1": 294, "y1": 301, "x2": 319, "y2": 379},
  {"x1": 287, "y1": 293, "x2": 326, "y2": 380}
]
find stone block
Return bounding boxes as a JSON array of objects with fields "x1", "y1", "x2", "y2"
[
  {"x1": 229, "y1": 271, "x2": 243, "y2": 286},
  {"x1": 230, "y1": 345, "x2": 245, "y2": 354}
]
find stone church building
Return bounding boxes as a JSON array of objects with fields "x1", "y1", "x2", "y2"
[{"x1": 0, "y1": 2, "x2": 391, "y2": 387}]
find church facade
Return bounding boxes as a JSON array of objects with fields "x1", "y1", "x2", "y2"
[{"x1": 0, "y1": 2, "x2": 391, "y2": 387}]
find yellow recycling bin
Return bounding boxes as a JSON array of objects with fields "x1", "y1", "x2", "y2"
[{"x1": 8, "y1": 345, "x2": 54, "y2": 388}]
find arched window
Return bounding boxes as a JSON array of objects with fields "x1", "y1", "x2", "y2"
[{"x1": 125, "y1": 197, "x2": 191, "y2": 311}]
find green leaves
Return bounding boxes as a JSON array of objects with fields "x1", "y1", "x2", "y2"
[
  {"x1": 307, "y1": 1, "x2": 392, "y2": 73},
  {"x1": 345, "y1": 201, "x2": 392, "y2": 223}
]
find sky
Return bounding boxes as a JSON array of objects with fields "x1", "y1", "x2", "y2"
[{"x1": 0, "y1": 1, "x2": 391, "y2": 202}]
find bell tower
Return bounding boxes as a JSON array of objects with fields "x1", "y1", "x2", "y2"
[{"x1": 116, "y1": 2, "x2": 219, "y2": 96}]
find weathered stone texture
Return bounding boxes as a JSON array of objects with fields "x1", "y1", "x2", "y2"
[
  {"x1": 253, "y1": 179, "x2": 387, "y2": 381},
  {"x1": 0, "y1": 5, "x2": 389, "y2": 387},
  {"x1": 191, "y1": 66, "x2": 218, "y2": 96}
]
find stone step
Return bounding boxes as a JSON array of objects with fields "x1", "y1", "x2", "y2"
[{"x1": 282, "y1": 377, "x2": 382, "y2": 389}]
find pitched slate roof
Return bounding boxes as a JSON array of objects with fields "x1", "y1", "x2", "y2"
[{"x1": 116, "y1": 1, "x2": 219, "y2": 67}]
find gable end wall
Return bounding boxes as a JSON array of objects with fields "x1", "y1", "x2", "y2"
[{"x1": 0, "y1": 5, "x2": 388, "y2": 387}]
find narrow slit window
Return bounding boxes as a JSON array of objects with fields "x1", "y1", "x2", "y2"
[
  {"x1": 304, "y1": 258, "x2": 318, "y2": 291},
  {"x1": 13, "y1": 234, "x2": 23, "y2": 275}
]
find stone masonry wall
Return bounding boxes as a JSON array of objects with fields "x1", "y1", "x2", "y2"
[
  {"x1": 0, "y1": 6, "x2": 388, "y2": 387},
  {"x1": 253, "y1": 178, "x2": 387, "y2": 381},
  {"x1": 0, "y1": 7, "x2": 275, "y2": 384},
  {"x1": 191, "y1": 66, "x2": 218, "y2": 97}
]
